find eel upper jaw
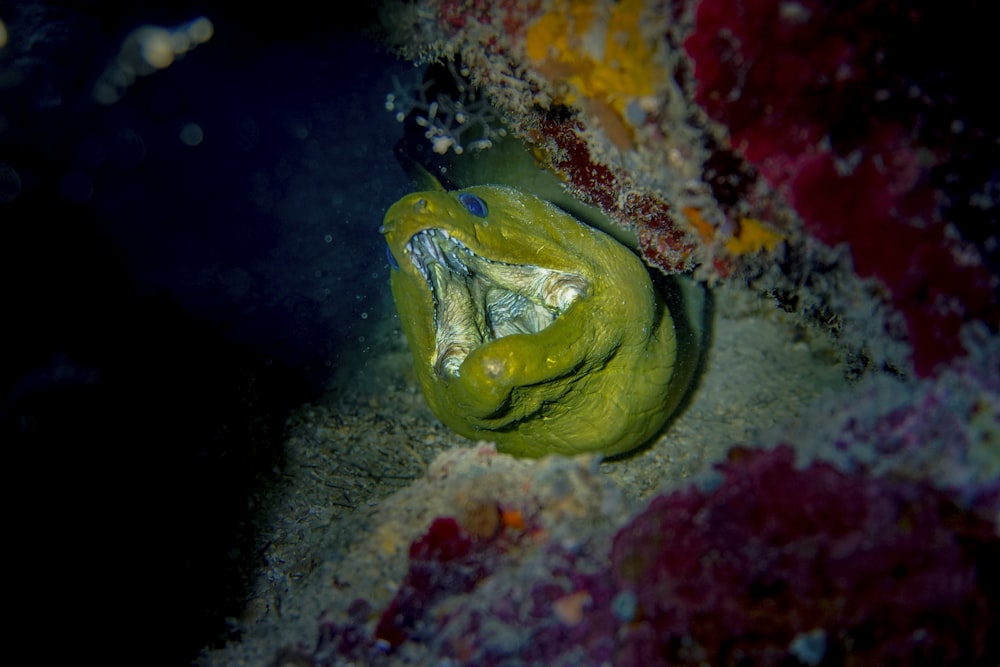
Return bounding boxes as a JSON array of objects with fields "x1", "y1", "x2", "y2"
[{"x1": 404, "y1": 227, "x2": 591, "y2": 378}]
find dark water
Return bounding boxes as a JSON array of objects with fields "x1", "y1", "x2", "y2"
[{"x1": 1, "y1": 2, "x2": 405, "y2": 663}]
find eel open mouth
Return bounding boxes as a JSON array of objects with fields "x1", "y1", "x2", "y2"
[{"x1": 406, "y1": 228, "x2": 591, "y2": 378}]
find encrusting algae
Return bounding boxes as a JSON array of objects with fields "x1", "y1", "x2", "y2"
[{"x1": 524, "y1": 0, "x2": 670, "y2": 150}]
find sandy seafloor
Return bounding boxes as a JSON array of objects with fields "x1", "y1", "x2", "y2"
[{"x1": 198, "y1": 276, "x2": 852, "y2": 665}]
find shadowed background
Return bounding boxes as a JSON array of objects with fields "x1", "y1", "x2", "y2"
[{"x1": 1, "y1": 2, "x2": 399, "y2": 663}]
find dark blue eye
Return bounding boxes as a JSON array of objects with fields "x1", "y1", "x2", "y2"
[
  {"x1": 458, "y1": 192, "x2": 488, "y2": 218},
  {"x1": 385, "y1": 242, "x2": 399, "y2": 270}
]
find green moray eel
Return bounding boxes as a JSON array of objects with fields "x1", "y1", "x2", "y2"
[{"x1": 381, "y1": 184, "x2": 702, "y2": 458}]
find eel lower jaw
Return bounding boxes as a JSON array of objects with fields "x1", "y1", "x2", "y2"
[{"x1": 404, "y1": 228, "x2": 590, "y2": 379}]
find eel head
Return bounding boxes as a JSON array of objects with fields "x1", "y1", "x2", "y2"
[{"x1": 381, "y1": 185, "x2": 688, "y2": 457}]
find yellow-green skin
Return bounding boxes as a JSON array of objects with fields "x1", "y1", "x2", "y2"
[{"x1": 382, "y1": 185, "x2": 680, "y2": 458}]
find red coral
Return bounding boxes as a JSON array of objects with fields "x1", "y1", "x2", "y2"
[
  {"x1": 632, "y1": 194, "x2": 718, "y2": 275},
  {"x1": 533, "y1": 116, "x2": 623, "y2": 214},
  {"x1": 374, "y1": 508, "x2": 527, "y2": 650},
  {"x1": 684, "y1": 0, "x2": 999, "y2": 374},
  {"x1": 534, "y1": 115, "x2": 701, "y2": 273},
  {"x1": 439, "y1": 0, "x2": 488, "y2": 30},
  {"x1": 439, "y1": 0, "x2": 540, "y2": 34},
  {"x1": 375, "y1": 517, "x2": 484, "y2": 648},
  {"x1": 611, "y1": 446, "x2": 999, "y2": 665},
  {"x1": 304, "y1": 448, "x2": 999, "y2": 666}
]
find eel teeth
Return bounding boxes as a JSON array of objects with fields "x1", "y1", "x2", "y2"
[{"x1": 404, "y1": 228, "x2": 590, "y2": 378}]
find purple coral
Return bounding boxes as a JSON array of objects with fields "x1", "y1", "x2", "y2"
[
  {"x1": 778, "y1": 330, "x2": 1000, "y2": 526},
  {"x1": 298, "y1": 446, "x2": 998, "y2": 666},
  {"x1": 301, "y1": 515, "x2": 512, "y2": 666},
  {"x1": 374, "y1": 516, "x2": 494, "y2": 648},
  {"x1": 612, "y1": 446, "x2": 999, "y2": 665},
  {"x1": 429, "y1": 545, "x2": 622, "y2": 666}
]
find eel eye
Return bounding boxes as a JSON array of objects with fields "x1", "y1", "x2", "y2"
[{"x1": 458, "y1": 192, "x2": 488, "y2": 218}]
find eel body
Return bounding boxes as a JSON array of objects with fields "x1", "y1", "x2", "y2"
[{"x1": 381, "y1": 184, "x2": 698, "y2": 458}]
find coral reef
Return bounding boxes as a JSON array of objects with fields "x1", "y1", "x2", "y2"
[
  {"x1": 384, "y1": 60, "x2": 507, "y2": 155},
  {"x1": 682, "y1": 0, "x2": 998, "y2": 375},
  {"x1": 523, "y1": 0, "x2": 672, "y2": 150},
  {"x1": 373, "y1": 514, "x2": 513, "y2": 648},
  {"x1": 774, "y1": 325, "x2": 1000, "y2": 527},
  {"x1": 265, "y1": 444, "x2": 631, "y2": 666},
  {"x1": 379, "y1": 0, "x2": 775, "y2": 279},
  {"x1": 612, "y1": 446, "x2": 998, "y2": 666},
  {"x1": 278, "y1": 446, "x2": 998, "y2": 666},
  {"x1": 377, "y1": 0, "x2": 998, "y2": 375}
]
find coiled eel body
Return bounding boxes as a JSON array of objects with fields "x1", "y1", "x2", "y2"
[{"x1": 381, "y1": 184, "x2": 702, "y2": 458}]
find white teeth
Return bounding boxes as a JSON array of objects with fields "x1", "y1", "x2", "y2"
[{"x1": 402, "y1": 228, "x2": 590, "y2": 378}]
